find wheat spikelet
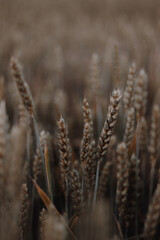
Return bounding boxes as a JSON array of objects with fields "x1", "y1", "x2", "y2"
[
  {"x1": 149, "y1": 105, "x2": 160, "y2": 167},
  {"x1": 123, "y1": 63, "x2": 136, "y2": 111},
  {"x1": 10, "y1": 57, "x2": 34, "y2": 115},
  {"x1": 116, "y1": 142, "x2": 129, "y2": 216},
  {"x1": 143, "y1": 183, "x2": 160, "y2": 238},
  {"x1": 70, "y1": 169, "x2": 82, "y2": 214},
  {"x1": 97, "y1": 89, "x2": 121, "y2": 161},
  {"x1": 134, "y1": 69, "x2": 148, "y2": 120},
  {"x1": 98, "y1": 161, "x2": 112, "y2": 198},
  {"x1": 19, "y1": 183, "x2": 29, "y2": 239},
  {"x1": 123, "y1": 107, "x2": 135, "y2": 149},
  {"x1": 139, "y1": 117, "x2": 148, "y2": 153},
  {"x1": 44, "y1": 204, "x2": 66, "y2": 240},
  {"x1": 57, "y1": 116, "x2": 72, "y2": 183}
]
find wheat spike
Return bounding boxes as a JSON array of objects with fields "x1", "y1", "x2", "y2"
[
  {"x1": 123, "y1": 107, "x2": 135, "y2": 149},
  {"x1": 116, "y1": 142, "x2": 129, "y2": 216},
  {"x1": 83, "y1": 139, "x2": 96, "y2": 191},
  {"x1": 90, "y1": 53, "x2": 100, "y2": 96},
  {"x1": 18, "y1": 102, "x2": 29, "y2": 129},
  {"x1": 33, "y1": 148, "x2": 42, "y2": 181},
  {"x1": 57, "y1": 116, "x2": 72, "y2": 183},
  {"x1": 70, "y1": 169, "x2": 82, "y2": 215},
  {"x1": 134, "y1": 69, "x2": 148, "y2": 120},
  {"x1": 80, "y1": 122, "x2": 92, "y2": 168},
  {"x1": 10, "y1": 57, "x2": 34, "y2": 115},
  {"x1": 123, "y1": 63, "x2": 136, "y2": 111},
  {"x1": 82, "y1": 98, "x2": 94, "y2": 137},
  {"x1": 126, "y1": 153, "x2": 140, "y2": 225},
  {"x1": 149, "y1": 105, "x2": 160, "y2": 167},
  {"x1": 19, "y1": 183, "x2": 29, "y2": 239},
  {"x1": 97, "y1": 89, "x2": 121, "y2": 161},
  {"x1": 143, "y1": 183, "x2": 160, "y2": 238},
  {"x1": 139, "y1": 117, "x2": 148, "y2": 153}
]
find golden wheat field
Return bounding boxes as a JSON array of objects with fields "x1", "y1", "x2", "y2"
[{"x1": 1, "y1": 0, "x2": 160, "y2": 239}]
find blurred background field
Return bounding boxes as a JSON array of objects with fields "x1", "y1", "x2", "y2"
[{"x1": 1, "y1": 1, "x2": 160, "y2": 239}]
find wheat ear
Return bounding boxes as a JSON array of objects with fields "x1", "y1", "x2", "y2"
[
  {"x1": 143, "y1": 183, "x2": 160, "y2": 238},
  {"x1": 70, "y1": 169, "x2": 82, "y2": 215},
  {"x1": 134, "y1": 69, "x2": 148, "y2": 120},
  {"x1": 123, "y1": 63, "x2": 136, "y2": 111},
  {"x1": 149, "y1": 105, "x2": 160, "y2": 198},
  {"x1": 116, "y1": 142, "x2": 129, "y2": 217},
  {"x1": 19, "y1": 183, "x2": 29, "y2": 240},
  {"x1": 93, "y1": 89, "x2": 121, "y2": 206},
  {"x1": 57, "y1": 116, "x2": 72, "y2": 217},
  {"x1": 10, "y1": 57, "x2": 34, "y2": 116},
  {"x1": 123, "y1": 107, "x2": 135, "y2": 149}
]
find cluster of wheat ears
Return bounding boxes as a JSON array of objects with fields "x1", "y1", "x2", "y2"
[{"x1": 0, "y1": 53, "x2": 160, "y2": 240}]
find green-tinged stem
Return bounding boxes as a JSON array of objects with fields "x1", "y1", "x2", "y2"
[
  {"x1": 44, "y1": 146, "x2": 53, "y2": 201},
  {"x1": 93, "y1": 160, "x2": 100, "y2": 208}
]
